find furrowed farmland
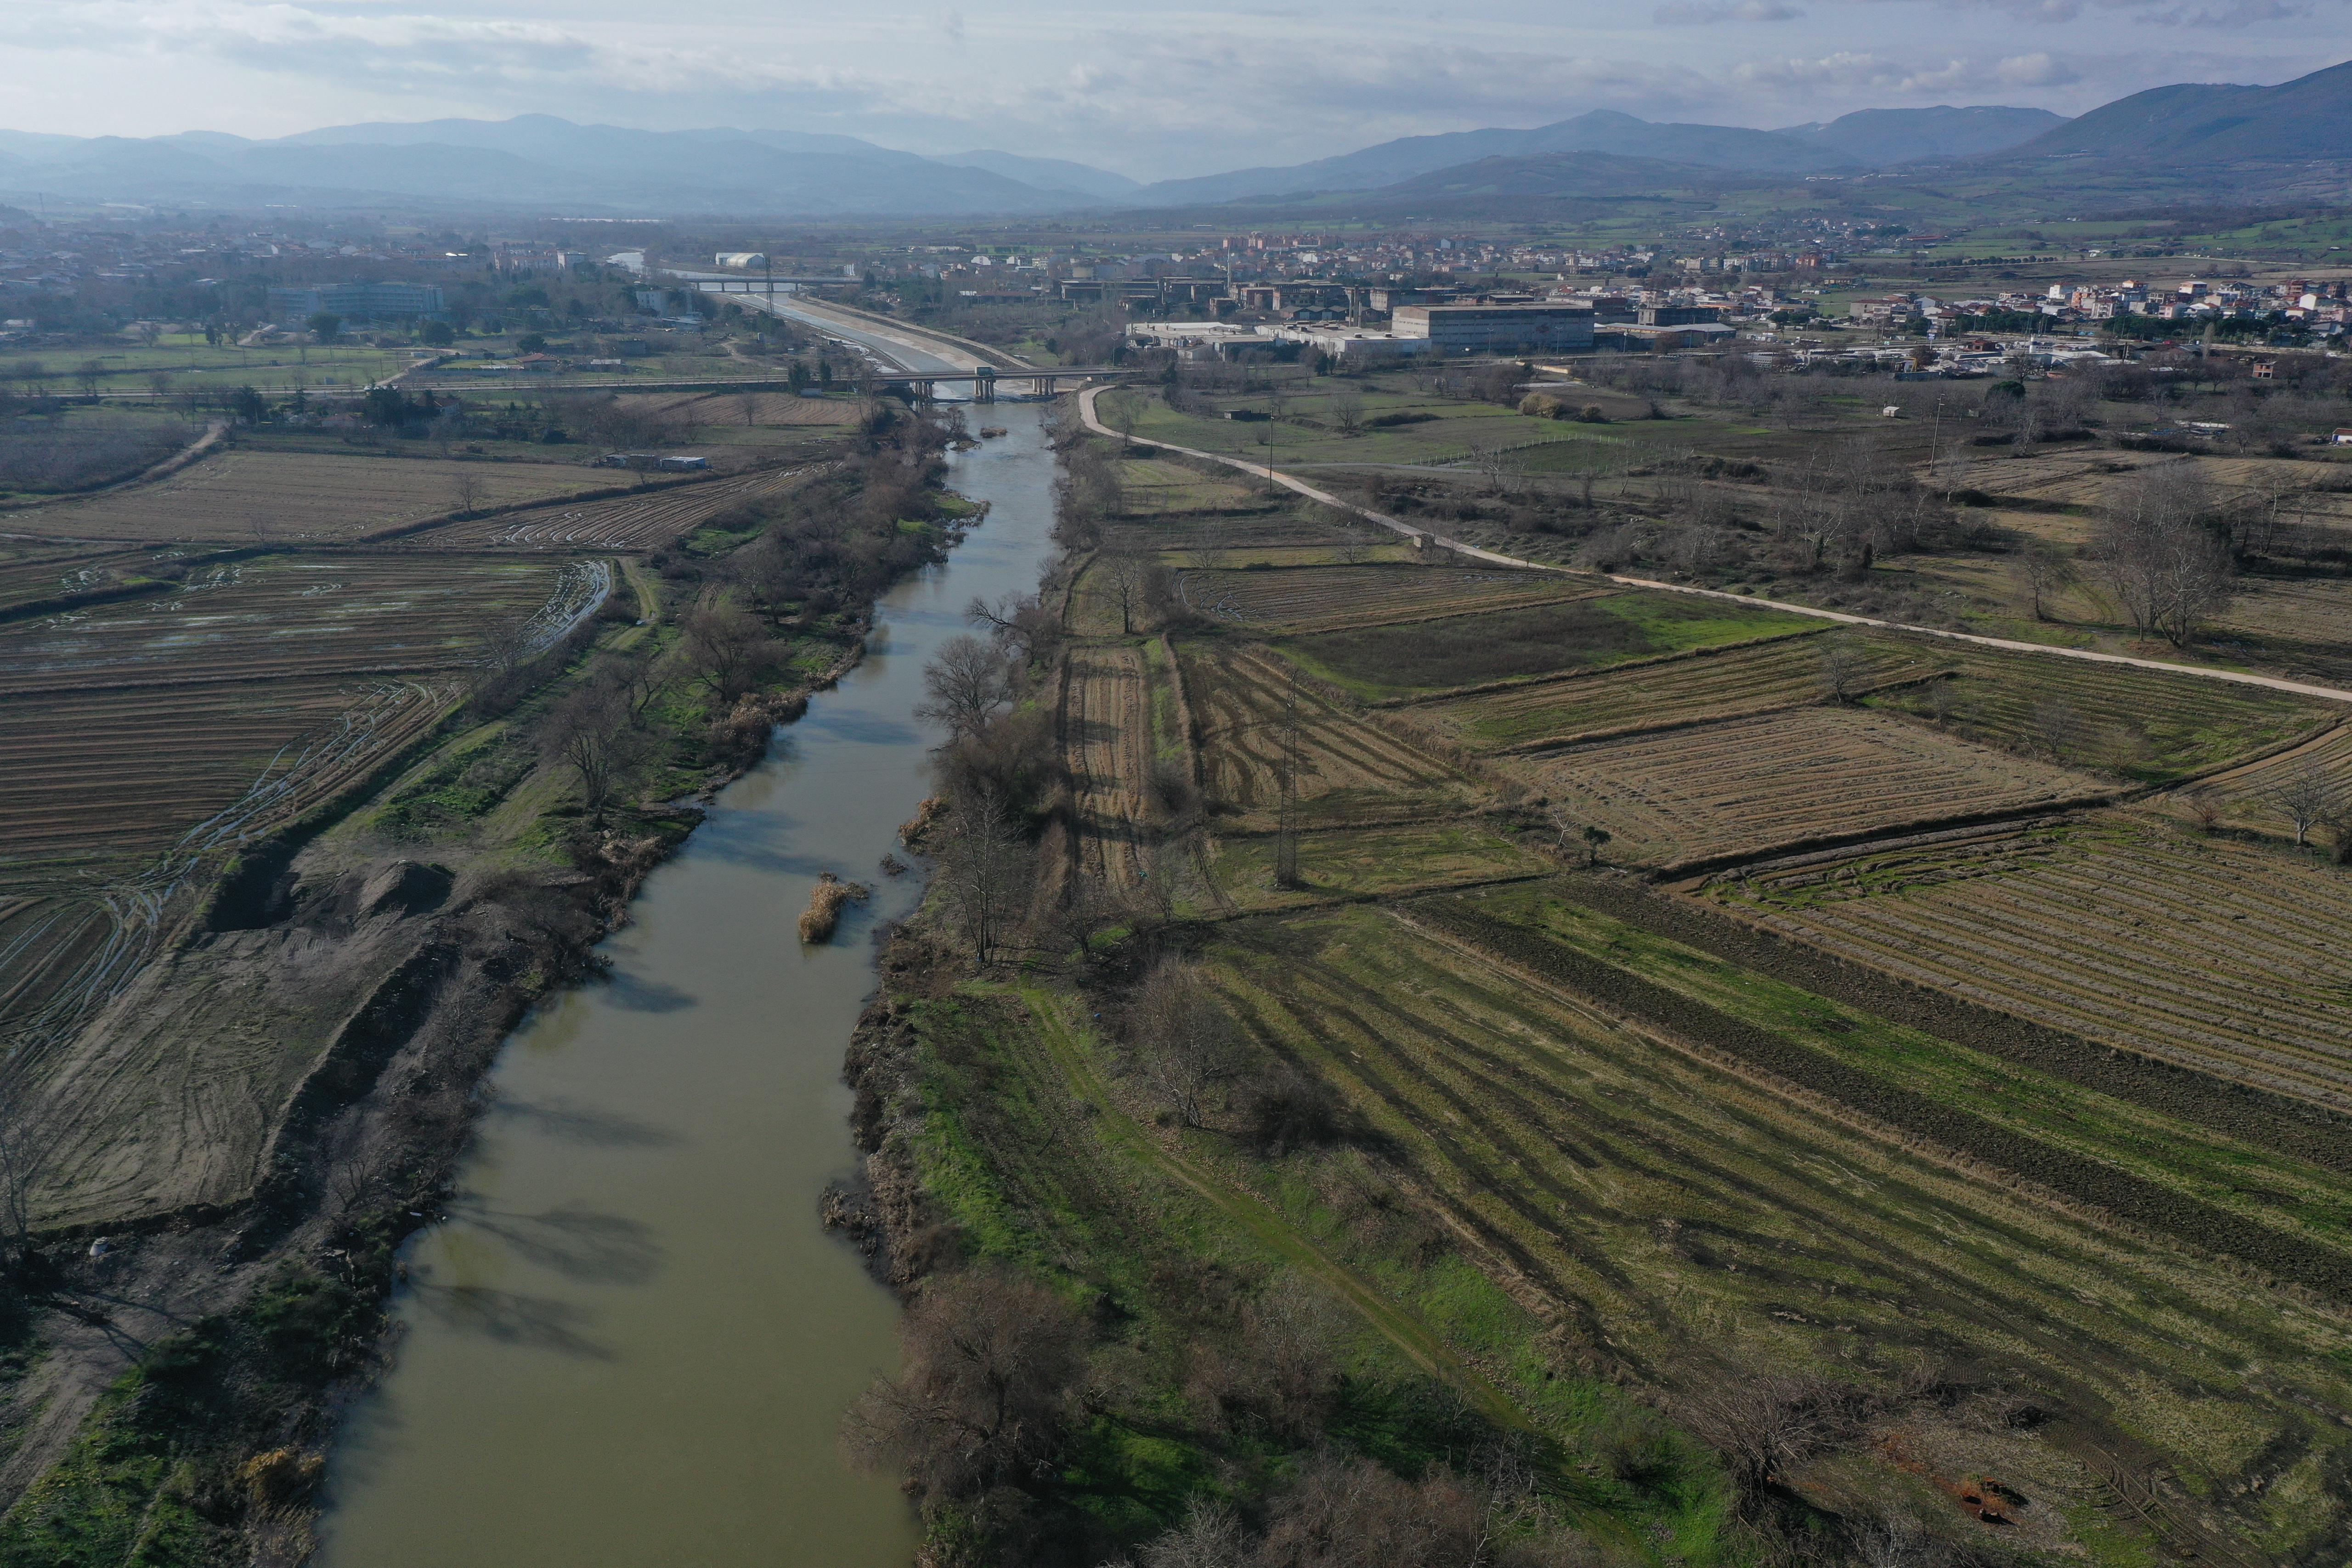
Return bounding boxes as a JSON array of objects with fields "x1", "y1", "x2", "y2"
[
  {"x1": 1864, "y1": 643, "x2": 2335, "y2": 780},
  {"x1": 1411, "y1": 631, "x2": 1937, "y2": 752},
  {"x1": 0, "y1": 450, "x2": 612, "y2": 543},
  {"x1": 1176, "y1": 562, "x2": 1600, "y2": 633},
  {"x1": 1278, "y1": 589, "x2": 1809, "y2": 701},
  {"x1": 0, "y1": 553, "x2": 587, "y2": 692},
  {"x1": 1525, "y1": 706, "x2": 2107, "y2": 869},
  {"x1": 1062, "y1": 645, "x2": 1157, "y2": 892},
  {"x1": 1706, "y1": 816, "x2": 2352, "y2": 1111},
  {"x1": 0, "y1": 677, "x2": 456, "y2": 868},
  {"x1": 1179, "y1": 642, "x2": 1478, "y2": 828},
  {"x1": 403, "y1": 464, "x2": 811, "y2": 550},
  {"x1": 922, "y1": 386, "x2": 2352, "y2": 1565},
  {"x1": 1200, "y1": 901, "x2": 2352, "y2": 1560}
]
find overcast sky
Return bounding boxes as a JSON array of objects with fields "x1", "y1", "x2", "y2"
[{"x1": 2, "y1": 0, "x2": 2337, "y2": 179}]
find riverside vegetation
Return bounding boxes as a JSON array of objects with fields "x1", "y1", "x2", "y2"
[
  {"x1": 836, "y1": 389, "x2": 2352, "y2": 1568},
  {"x1": 0, "y1": 397, "x2": 978, "y2": 1565}
]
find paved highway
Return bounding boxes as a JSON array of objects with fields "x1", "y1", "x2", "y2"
[{"x1": 665, "y1": 271, "x2": 1066, "y2": 398}]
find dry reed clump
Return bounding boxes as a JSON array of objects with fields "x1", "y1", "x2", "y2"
[
  {"x1": 899, "y1": 795, "x2": 948, "y2": 849},
  {"x1": 798, "y1": 870, "x2": 871, "y2": 943}
]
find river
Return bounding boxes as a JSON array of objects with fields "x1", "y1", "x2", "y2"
[{"x1": 318, "y1": 405, "x2": 1057, "y2": 1567}]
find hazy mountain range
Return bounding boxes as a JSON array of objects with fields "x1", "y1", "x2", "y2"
[{"x1": 0, "y1": 60, "x2": 2343, "y2": 220}]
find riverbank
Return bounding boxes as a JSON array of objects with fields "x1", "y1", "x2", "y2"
[
  {"x1": 307, "y1": 406, "x2": 1067, "y2": 1567},
  {"x1": 823, "y1": 409, "x2": 1752, "y2": 1568},
  {"x1": 0, "y1": 404, "x2": 979, "y2": 1567}
]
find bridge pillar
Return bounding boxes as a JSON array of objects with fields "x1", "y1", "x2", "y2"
[{"x1": 975, "y1": 368, "x2": 996, "y2": 403}]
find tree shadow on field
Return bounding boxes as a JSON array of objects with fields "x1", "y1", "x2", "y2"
[{"x1": 449, "y1": 1201, "x2": 662, "y2": 1287}]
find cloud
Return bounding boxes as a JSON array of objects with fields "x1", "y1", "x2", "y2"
[
  {"x1": 1653, "y1": 1, "x2": 1805, "y2": 23},
  {"x1": 1870, "y1": 0, "x2": 2329, "y2": 24},
  {"x1": 1731, "y1": 49, "x2": 2080, "y2": 95}
]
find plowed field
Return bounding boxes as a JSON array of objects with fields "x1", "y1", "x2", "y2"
[
  {"x1": 0, "y1": 554, "x2": 580, "y2": 692},
  {"x1": 0, "y1": 451, "x2": 610, "y2": 543},
  {"x1": 1177, "y1": 563, "x2": 1595, "y2": 634},
  {"x1": 1063, "y1": 646, "x2": 1154, "y2": 892},
  {"x1": 1526, "y1": 706, "x2": 2106, "y2": 869},
  {"x1": 0, "y1": 677, "x2": 456, "y2": 868},
  {"x1": 1178, "y1": 643, "x2": 1475, "y2": 828},
  {"x1": 407, "y1": 466, "x2": 807, "y2": 550},
  {"x1": 2185, "y1": 720, "x2": 2352, "y2": 839},
  {"x1": 1202, "y1": 902, "x2": 2352, "y2": 1562},
  {"x1": 1415, "y1": 633, "x2": 1942, "y2": 753},
  {"x1": 1280, "y1": 592, "x2": 1808, "y2": 702},
  {"x1": 1706, "y1": 817, "x2": 2352, "y2": 1111},
  {"x1": 1864, "y1": 643, "x2": 2332, "y2": 780}
]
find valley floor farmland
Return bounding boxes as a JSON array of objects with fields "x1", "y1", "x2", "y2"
[
  {"x1": 1707, "y1": 815, "x2": 2352, "y2": 1111},
  {"x1": 400, "y1": 464, "x2": 812, "y2": 551},
  {"x1": 881, "y1": 381, "x2": 2352, "y2": 1566},
  {"x1": 0, "y1": 449, "x2": 612, "y2": 544},
  {"x1": 1525, "y1": 706, "x2": 2108, "y2": 870}
]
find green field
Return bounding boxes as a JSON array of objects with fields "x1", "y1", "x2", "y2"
[{"x1": 1276, "y1": 590, "x2": 1810, "y2": 701}]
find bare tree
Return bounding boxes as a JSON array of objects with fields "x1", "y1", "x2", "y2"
[
  {"x1": 1819, "y1": 637, "x2": 1869, "y2": 705},
  {"x1": 842, "y1": 1268, "x2": 1087, "y2": 1500},
  {"x1": 2096, "y1": 463, "x2": 2233, "y2": 645},
  {"x1": 1470, "y1": 440, "x2": 1511, "y2": 495},
  {"x1": 1931, "y1": 444, "x2": 1977, "y2": 498},
  {"x1": 451, "y1": 468, "x2": 486, "y2": 517},
  {"x1": 1125, "y1": 959, "x2": 1240, "y2": 1127},
  {"x1": 2269, "y1": 760, "x2": 2339, "y2": 848},
  {"x1": 934, "y1": 784, "x2": 1027, "y2": 964},
  {"x1": 1331, "y1": 385, "x2": 1365, "y2": 436},
  {"x1": 75, "y1": 360, "x2": 102, "y2": 398},
  {"x1": 590, "y1": 649, "x2": 667, "y2": 719},
  {"x1": 478, "y1": 615, "x2": 535, "y2": 677},
  {"x1": 539, "y1": 684, "x2": 638, "y2": 823},
  {"x1": 680, "y1": 602, "x2": 776, "y2": 702},
  {"x1": 914, "y1": 634, "x2": 1011, "y2": 738},
  {"x1": 965, "y1": 592, "x2": 1057, "y2": 667},
  {"x1": 1138, "y1": 1499, "x2": 1250, "y2": 1568},
  {"x1": 1101, "y1": 552, "x2": 1150, "y2": 636},
  {"x1": 2016, "y1": 539, "x2": 2076, "y2": 622},
  {"x1": 734, "y1": 389, "x2": 761, "y2": 428},
  {"x1": 2030, "y1": 699, "x2": 2089, "y2": 763}
]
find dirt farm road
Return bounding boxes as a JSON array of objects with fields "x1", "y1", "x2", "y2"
[{"x1": 1075, "y1": 385, "x2": 2352, "y2": 710}]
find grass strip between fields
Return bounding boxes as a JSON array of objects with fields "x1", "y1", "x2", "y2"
[{"x1": 1006, "y1": 984, "x2": 1531, "y2": 1432}]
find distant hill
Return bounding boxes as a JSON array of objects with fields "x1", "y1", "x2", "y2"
[
  {"x1": 1339, "y1": 151, "x2": 1736, "y2": 203},
  {"x1": 1135, "y1": 110, "x2": 1854, "y2": 206},
  {"x1": 2004, "y1": 58, "x2": 2352, "y2": 161},
  {"x1": 0, "y1": 116, "x2": 1082, "y2": 217},
  {"x1": 1781, "y1": 105, "x2": 2067, "y2": 164},
  {"x1": 935, "y1": 151, "x2": 1139, "y2": 201}
]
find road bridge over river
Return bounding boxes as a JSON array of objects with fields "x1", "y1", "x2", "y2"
[{"x1": 667, "y1": 271, "x2": 1126, "y2": 401}]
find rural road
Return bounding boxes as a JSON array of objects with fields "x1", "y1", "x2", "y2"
[{"x1": 1075, "y1": 385, "x2": 2352, "y2": 709}]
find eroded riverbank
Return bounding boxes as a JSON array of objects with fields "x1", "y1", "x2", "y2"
[{"x1": 317, "y1": 408, "x2": 1060, "y2": 1568}]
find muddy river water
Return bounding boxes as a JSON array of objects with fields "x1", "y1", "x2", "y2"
[{"x1": 318, "y1": 407, "x2": 1056, "y2": 1567}]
